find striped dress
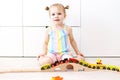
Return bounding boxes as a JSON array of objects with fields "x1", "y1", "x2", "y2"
[{"x1": 48, "y1": 26, "x2": 69, "y2": 54}]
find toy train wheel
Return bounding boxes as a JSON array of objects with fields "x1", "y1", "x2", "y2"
[
  {"x1": 92, "y1": 66, "x2": 96, "y2": 69},
  {"x1": 112, "y1": 68, "x2": 116, "y2": 71},
  {"x1": 96, "y1": 66, "x2": 100, "y2": 69},
  {"x1": 83, "y1": 64, "x2": 88, "y2": 67},
  {"x1": 55, "y1": 61, "x2": 59, "y2": 66},
  {"x1": 116, "y1": 69, "x2": 119, "y2": 72},
  {"x1": 79, "y1": 62, "x2": 83, "y2": 65},
  {"x1": 103, "y1": 66, "x2": 106, "y2": 69},
  {"x1": 47, "y1": 66, "x2": 50, "y2": 69},
  {"x1": 51, "y1": 64, "x2": 54, "y2": 67},
  {"x1": 59, "y1": 60, "x2": 64, "y2": 64},
  {"x1": 107, "y1": 67, "x2": 110, "y2": 70},
  {"x1": 88, "y1": 65, "x2": 91, "y2": 68},
  {"x1": 63, "y1": 58, "x2": 69, "y2": 63},
  {"x1": 41, "y1": 67, "x2": 45, "y2": 70}
]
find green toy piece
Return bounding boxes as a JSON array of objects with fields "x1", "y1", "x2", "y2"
[{"x1": 40, "y1": 64, "x2": 51, "y2": 70}]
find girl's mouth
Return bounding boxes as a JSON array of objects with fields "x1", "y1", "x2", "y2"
[{"x1": 54, "y1": 19, "x2": 60, "y2": 21}]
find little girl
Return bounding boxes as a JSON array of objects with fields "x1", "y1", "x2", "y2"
[{"x1": 37, "y1": 3, "x2": 84, "y2": 66}]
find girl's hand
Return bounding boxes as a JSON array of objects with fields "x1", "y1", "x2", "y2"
[
  {"x1": 37, "y1": 54, "x2": 45, "y2": 61},
  {"x1": 77, "y1": 52, "x2": 85, "y2": 60},
  {"x1": 77, "y1": 52, "x2": 84, "y2": 57}
]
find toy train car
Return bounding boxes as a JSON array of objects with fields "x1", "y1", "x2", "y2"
[
  {"x1": 79, "y1": 60, "x2": 120, "y2": 72},
  {"x1": 79, "y1": 60, "x2": 99, "y2": 69},
  {"x1": 106, "y1": 65, "x2": 118, "y2": 71},
  {"x1": 40, "y1": 58, "x2": 79, "y2": 70},
  {"x1": 79, "y1": 60, "x2": 88, "y2": 67},
  {"x1": 69, "y1": 58, "x2": 79, "y2": 63},
  {"x1": 79, "y1": 60, "x2": 106, "y2": 69},
  {"x1": 41, "y1": 64, "x2": 51, "y2": 70}
]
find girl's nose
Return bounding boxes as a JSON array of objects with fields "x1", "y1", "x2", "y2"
[{"x1": 54, "y1": 14, "x2": 58, "y2": 17}]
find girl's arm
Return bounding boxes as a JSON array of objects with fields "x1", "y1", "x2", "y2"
[
  {"x1": 37, "y1": 28, "x2": 49, "y2": 59},
  {"x1": 68, "y1": 27, "x2": 84, "y2": 57},
  {"x1": 42, "y1": 28, "x2": 49, "y2": 55}
]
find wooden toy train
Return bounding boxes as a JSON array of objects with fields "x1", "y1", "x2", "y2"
[{"x1": 40, "y1": 58, "x2": 120, "y2": 72}]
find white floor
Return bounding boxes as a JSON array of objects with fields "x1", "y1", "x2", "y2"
[
  {"x1": 0, "y1": 58, "x2": 120, "y2": 80},
  {"x1": 0, "y1": 71, "x2": 120, "y2": 80}
]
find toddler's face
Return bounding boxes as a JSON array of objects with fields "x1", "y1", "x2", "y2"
[{"x1": 49, "y1": 7, "x2": 66, "y2": 25}]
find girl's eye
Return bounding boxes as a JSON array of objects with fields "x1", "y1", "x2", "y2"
[
  {"x1": 52, "y1": 13, "x2": 55, "y2": 16},
  {"x1": 58, "y1": 13, "x2": 61, "y2": 15}
]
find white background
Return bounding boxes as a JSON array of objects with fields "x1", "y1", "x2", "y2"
[
  {"x1": 81, "y1": 0, "x2": 120, "y2": 57},
  {"x1": 0, "y1": 0, "x2": 120, "y2": 57},
  {"x1": 0, "y1": 0, "x2": 80, "y2": 56}
]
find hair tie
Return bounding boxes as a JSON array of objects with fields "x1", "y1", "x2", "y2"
[
  {"x1": 64, "y1": 5, "x2": 69, "y2": 9},
  {"x1": 45, "y1": 6, "x2": 49, "y2": 11}
]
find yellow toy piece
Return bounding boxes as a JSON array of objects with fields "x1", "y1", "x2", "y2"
[
  {"x1": 51, "y1": 76, "x2": 63, "y2": 80},
  {"x1": 106, "y1": 65, "x2": 117, "y2": 71},
  {"x1": 79, "y1": 60, "x2": 88, "y2": 67},
  {"x1": 116, "y1": 67, "x2": 120, "y2": 72},
  {"x1": 96, "y1": 64, "x2": 106, "y2": 69},
  {"x1": 87, "y1": 63, "x2": 96, "y2": 69},
  {"x1": 40, "y1": 64, "x2": 51, "y2": 70},
  {"x1": 96, "y1": 58, "x2": 102, "y2": 64}
]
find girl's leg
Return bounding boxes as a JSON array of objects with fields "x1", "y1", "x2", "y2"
[
  {"x1": 38, "y1": 56, "x2": 53, "y2": 66},
  {"x1": 38, "y1": 54, "x2": 57, "y2": 66},
  {"x1": 61, "y1": 54, "x2": 72, "y2": 60},
  {"x1": 61, "y1": 53, "x2": 85, "y2": 61}
]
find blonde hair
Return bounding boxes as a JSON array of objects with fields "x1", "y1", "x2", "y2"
[{"x1": 45, "y1": 3, "x2": 69, "y2": 14}]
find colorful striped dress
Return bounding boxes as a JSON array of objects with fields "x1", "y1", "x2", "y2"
[{"x1": 48, "y1": 26, "x2": 69, "y2": 54}]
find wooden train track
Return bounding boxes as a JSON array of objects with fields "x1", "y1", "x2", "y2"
[
  {"x1": 0, "y1": 58, "x2": 120, "y2": 73},
  {"x1": 0, "y1": 62, "x2": 97, "y2": 73}
]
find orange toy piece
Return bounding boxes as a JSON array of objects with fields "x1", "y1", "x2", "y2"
[{"x1": 51, "y1": 76, "x2": 63, "y2": 80}]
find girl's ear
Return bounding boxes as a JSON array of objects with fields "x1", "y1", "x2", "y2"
[{"x1": 64, "y1": 14, "x2": 66, "y2": 18}]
